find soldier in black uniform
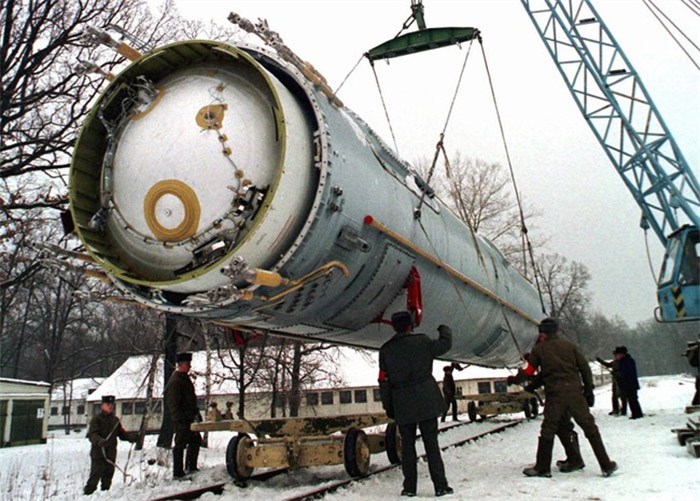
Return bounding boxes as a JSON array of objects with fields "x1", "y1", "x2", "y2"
[
  {"x1": 379, "y1": 311, "x2": 454, "y2": 497},
  {"x1": 164, "y1": 352, "x2": 202, "y2": 478},
  {"x1": 523, "y1": 318, "x2": 617, "y2": 478},
  {"x1": 441, "y1": 363, "x2": 463, "y2": 422},
  {"x1": 615, "y1": 346, "x2": 643, "y2": 419},
  {"x1": 84, "y1": 395, "x2": 136, "y2": 495}
]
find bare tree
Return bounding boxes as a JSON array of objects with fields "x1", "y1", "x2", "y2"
[{"x1": 415, "y1": 153, "x2": 543, "y2": 271}]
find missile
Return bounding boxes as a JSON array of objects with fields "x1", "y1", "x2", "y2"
[{"x1": 69, "y1": 39, "x2": 544, "y2": 366}]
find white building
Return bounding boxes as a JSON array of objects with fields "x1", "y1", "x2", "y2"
[
  {"x1": 0, "y1": 378, "x2": 50, "y2": 448},
  {"x1": 48, "y1": 377, "x2": 104, "y2": 430}
]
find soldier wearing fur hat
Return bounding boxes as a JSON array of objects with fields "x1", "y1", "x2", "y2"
[
  {"x1": 83, "y1": 395, "x2": 136, "y2": 495},
  {"x1": 378, "y1": 311, "x2": 454, "y2": 497},
  {"x1": 164, "y1": 352, "x2": 202, "y2": 478},
  {"x1": 614, "y1": 346, "x2": 643, "y2": 419},
  {"x1": 523, "y1": 318, "x2": 618, "y2": 478}
]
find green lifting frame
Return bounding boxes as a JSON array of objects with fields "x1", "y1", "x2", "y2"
[{"x1": 366, "y1": 1, "x2": 479, "y2": 62}]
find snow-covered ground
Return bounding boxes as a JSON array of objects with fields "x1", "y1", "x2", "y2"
[{"x1": 0, "y1": 375, "x2": 697, "y2": 500}]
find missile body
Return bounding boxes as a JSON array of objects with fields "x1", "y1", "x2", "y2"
[{"x1": 70, "y1": 40, "x2": 544, "y2": 366}]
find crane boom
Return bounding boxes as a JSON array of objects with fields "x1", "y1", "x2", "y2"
[{"x1": 520, "y1": 0, "x2": 699, "y2": 321}]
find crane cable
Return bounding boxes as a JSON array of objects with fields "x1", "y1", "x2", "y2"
[
  {"x1": 478, "y1": 38, "x2": 547, "y2": 316},
  {"x1": 368, "y1": 60, "x2": 401, "y2": 155},
  {"x1": 643, "y1": 0, "x2": 700, "y2": 71},
  {"x1": 680, "y1": 0, "x2": 700, "y2": 17}
]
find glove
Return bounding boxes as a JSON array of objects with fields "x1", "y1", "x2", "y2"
[
  {"x1": 584, "y1": 390, "x2": 595, "y2": 407},
  {"x1": 506, "y1": 375, "x2": 516, "y2": 385},
  {"x1": 524, "y1": 383, "x2": 537, "y2": 394},
  {"x1": 97, "y1": 438, "x2": 108, "y2": 447}
]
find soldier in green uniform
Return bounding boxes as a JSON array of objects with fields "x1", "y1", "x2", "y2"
[
  {"x1": 523, "y1": 318, "x2": 617, "y2": 478},
  {"x1": 378, "y1": 311, "x2": 454, "y2": 497},
  {"x1": 83, "y1": 395, "x2": 136, "y2": 495},
  {"x1": 164, "y1": 352, "x2": 202, "y2": 479}
]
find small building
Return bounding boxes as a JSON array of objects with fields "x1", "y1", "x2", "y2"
[
  {"x1": 0, "y1": 377, "x2": 50, "y2": 447},
  {"x1": 48, "y1": 377, "x2": 104, "y2": 430}
]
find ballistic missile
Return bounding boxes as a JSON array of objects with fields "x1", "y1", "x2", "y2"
[{"x1": 69, "y1": 38, "x2": 545, "y2": 366}]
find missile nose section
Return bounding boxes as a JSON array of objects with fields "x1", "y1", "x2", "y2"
[{"x1": 71, "y1": 42, "x2": 316, "y2": 296}]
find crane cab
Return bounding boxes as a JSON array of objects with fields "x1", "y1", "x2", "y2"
[{"x1": 657, "y1": 226, "x2": 700, "y2": 322}]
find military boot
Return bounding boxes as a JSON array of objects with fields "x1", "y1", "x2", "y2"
[
  {"x1": 557, "y1": 431, "x2": 585, "y2": 472},
  {"x1": 185, "y1": 444, "x2": 200, "y2": 474},
  {"x1": 587, "y1": 433, "x2": 618, "y2": 477},
  {"x1": 523, "y1": 437, "x2": 553, "y2": 477},
  {"x1": 172, "y1": 449, "x2": 186, "y2": 479}
]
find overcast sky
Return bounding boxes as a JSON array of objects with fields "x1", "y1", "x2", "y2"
[{"x1": 162, "y1": 0, "x2": 699, "y2": 326}]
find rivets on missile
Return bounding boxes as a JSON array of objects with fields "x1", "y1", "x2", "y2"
[{"x1": 331, "y1": 186, "x2": 343, "y2": 196}]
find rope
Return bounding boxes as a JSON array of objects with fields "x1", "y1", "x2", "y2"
[
  {"x1": 478, "y1": 38, "x2": 547, "y2": 316},
  {"x1": 643, "y1": 226, "x2": 658, "y2": 280},
  {"x1": 416, "y1": 37, "x2": 477, "y2": 216},
  {"x1": 369, "y1": 60, "x2": 400, "y2": 155},
  {"x1": 643, "y1": 0, "x2": 700, "y2": 70},
  {"x1": 680, "y1": 0, "x2": 700, "y2": 17},
  {"x1": 334, "y1": 53, "x2": 365, "y2": 96}
]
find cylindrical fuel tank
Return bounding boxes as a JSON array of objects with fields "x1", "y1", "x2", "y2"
[{"x1": 70, "y1": 40, "x2": 545, "y2": 366}]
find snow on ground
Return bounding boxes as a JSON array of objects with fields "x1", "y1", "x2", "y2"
[{"x1": 0, "y1": 375, "x2": 697, "y2": 500}]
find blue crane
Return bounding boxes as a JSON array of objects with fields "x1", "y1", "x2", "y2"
[{"x1": 520, "y1": 0, "x2": 699, "y2": 322}]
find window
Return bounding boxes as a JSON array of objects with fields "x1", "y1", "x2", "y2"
[
  {"x1": 135, "y1": 401, "x2": 146, "y2": 415},
  {"x1": 197, "y1": 398, "x2": 206, "y2": 410},
  {"x1": 50, "y1": 407, "x2": 58, "y2": 416},
  {"x1": 494, "y1": 381, "x2": 508, "y2": 394},
  {"x1": 455, "y1": 386, "x2": 463, "y2": 396},
  {"x1": 477, "y1": 382, "x2": 491, "y2": 394},
  {"x1": 373, "y1": 389, "x2": 382, "y2": 402},
  {"x1": 122, "y1": 402, "x2": 133, "y2": 415},
  {"x1": 92, "y1": 404, "x2": 101, "y2": 415},
  {"x1": 77, "y1": 404, "x2": 85, "y2": 415},
  {"x1": 321, "y1": 392, "x2": 334, "y2": 405},
  {"x1": 151, "y1": 401, "x2": 162, "y2": 414},
  {"x1": 306, "y1": 393, "x2": 319, "y2": 406},
  {"x1": 274, "y1": 393, "x2": 286, "y2": 408},
  {"x1": 61, "y1": 406, "x2": 70, "y2": 415},
  {"x1": 339, "y1": 390, "x2": 352, "y2": 404},
  {"x1": 354, "y1": 390, "x2": 367, "y2": 403}
]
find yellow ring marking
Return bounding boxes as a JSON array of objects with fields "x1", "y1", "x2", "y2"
[{"x1": 144, "y1": 180, "x2": 200, "y2": 242}]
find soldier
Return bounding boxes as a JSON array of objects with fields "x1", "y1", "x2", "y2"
[
  {"x1": 84, "y1": 395, "x2": 136, "y2": 495},
  {"x1": 441, "y1": 363, "x2": 463, "y2": 422},
  {"x1": 596, "y1": 349, "x2": 627, "y2": 416},
  {"x1": 507, "y1": 353, "x2": 585, "y2": 473},
  {"x1": 223, "y1": 401, "x2": 235, "y2": 420},
  {"x1": 615, "y1": 346, "x2": 643, "y2": 419},
  {"x1": 523, "y1": 318, "x2": 617, "y2": 478},
  {"x1": 378, "y1": 311, "x2": 454, "y2": 497},
  {"x1": 207, "y1": 402, "x2": 222, "y2": 422},
  {"x1": 165, "y1": 352, "x2": 202, "y2": 478}
]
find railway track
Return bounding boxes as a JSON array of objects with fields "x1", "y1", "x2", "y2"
[{"x1": 148, "y1": 417, "x2": 524, "y2": 501}]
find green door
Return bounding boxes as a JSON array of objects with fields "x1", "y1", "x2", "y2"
[
  {"x1": 0, "y1": 400, "x2": 7, "y2": 447},
  {"x1": 10, "y1": 399, "x2": 45, "y2": 446}
]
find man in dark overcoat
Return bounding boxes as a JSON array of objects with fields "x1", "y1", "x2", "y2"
[
  {"x1": 378, "y1": 311, "x2": 453, "y2": 497},
  {"x1": 84, "y1": 395, "x2": 136, "y2": 495},
  {"x1": 441, "y1": 363, "x2": 463, "y2": 422},
  {"x1": 165, "y1": 352, "x2": 202, "y2": 478},
  {"x1": 523, "y1": 318, "x2": 617, "y2": 478},
  {"x1": 615, "y1": 346, "x2": 643, "y2": 419},
  {"x1": 596, "y1": 349, "x2": 627, "y2": 415}
]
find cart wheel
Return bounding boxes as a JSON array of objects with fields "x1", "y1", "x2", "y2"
[
  {"x1": 344, "y1": 427, "x2": 371, "y2": 478},
  {"x1": 226, "y1": 433, "x2": 254, "y2": 481},
  {"x1": 530, "y1": 397, "x2": 539, "y2": 417},
  {"x1": 467, "y1": 401, "x2": 477, "y2": 422},
  {"x1": 523, "y1": 399, "x2": 533, "y2": 419},
  {"x1": 385, "y1": 422, "x2": 402, "y2": 465}
]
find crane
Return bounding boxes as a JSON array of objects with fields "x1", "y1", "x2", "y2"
[{"x1": 520, "y1": 0, "x2": 700, "y2": 322}]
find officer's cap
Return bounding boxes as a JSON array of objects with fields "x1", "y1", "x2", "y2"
[
  {"x1": 101, "y1": 395, "x2": 116, "y2": 404},
  {"x1": 176, "y1": 352, "x2": 192, "y2": 363},
  {"x1": 538, "y1": 317, "x2": 559, "y2": 334},
  {"x1": 390, "y1": 311, "x2": 413, "y2": 332}
]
